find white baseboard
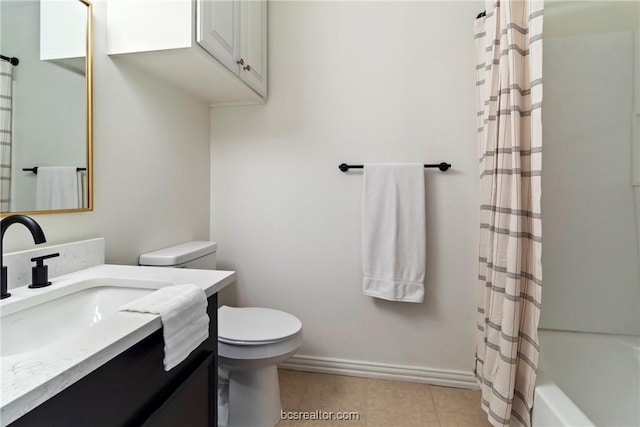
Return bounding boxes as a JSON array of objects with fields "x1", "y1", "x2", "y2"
[{"x1": 279, "y1": 355, "x2": 480, "y2": 390}]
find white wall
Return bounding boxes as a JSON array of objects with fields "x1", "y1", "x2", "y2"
[
  {"x1": 3, "y1": 1, "x2": 211, "y2": 270},
  {"x1": 541, "y1": 16, "x2": 640, "y2": 335},
  {"x1": 211, "y1": 1, "x2": 481, "y2": 373}
]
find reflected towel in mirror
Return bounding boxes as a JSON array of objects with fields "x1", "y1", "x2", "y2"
[{"x1": 35, "y1": 166, "x2": 79, "y2": 210}]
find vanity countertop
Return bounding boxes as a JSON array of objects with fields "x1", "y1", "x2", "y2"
[{"x1": 0, "y1": 264, "x2": 235, "y2": 426}]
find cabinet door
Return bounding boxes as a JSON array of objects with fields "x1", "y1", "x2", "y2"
[
  {"x1": 239, "y1": 0, "x2": 267, "y2": 97},
  {"x1": 197, "y1": 0, "x2": 241, "y2": 74},
  {"x1": 141, "y1": 352, "x2": 215, "y2": 427}
]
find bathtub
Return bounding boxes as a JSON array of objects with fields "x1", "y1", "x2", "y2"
[{"x1": 532, "y1": 329, "x2": 640, "y2": 427}]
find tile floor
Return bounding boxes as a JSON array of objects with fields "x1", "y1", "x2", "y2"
[{"x1": 276, "y1": 369, "x2": 492, "y2": 427}]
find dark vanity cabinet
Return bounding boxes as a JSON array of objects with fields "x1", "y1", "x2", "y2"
[
  {"x1": 141, "y1": 353, "x2": 215, "y2": 427},
  {"x1": 9, "y1": 295, "x2": 218, "y2": 427}
]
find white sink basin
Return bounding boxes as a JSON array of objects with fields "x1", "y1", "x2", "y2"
[{"x1": 1, "y1": 283, "x2": 156, "y2": 357}]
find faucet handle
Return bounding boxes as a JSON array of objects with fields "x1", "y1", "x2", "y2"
[
  {"x1": 28, "y1": 253, "x2": 60, "y2": 289},
  {"x1": 30, "y1": 253, "x2": 60, "y2": 263}
]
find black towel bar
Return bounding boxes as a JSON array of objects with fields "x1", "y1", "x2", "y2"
[
  {"x1": 23, "y1": 167, "x2": 86, "y2": 174},
  {"x1": 338, "y1": 163, "x2": 451, "y2": 172}
]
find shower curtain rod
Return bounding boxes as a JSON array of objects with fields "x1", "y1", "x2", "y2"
[
  {"x1": 0, "y1": 55, "x2": 19, "y2": 66},
  {"x1": 339, "y1": 162, "x2": 452, "y2": 172}
]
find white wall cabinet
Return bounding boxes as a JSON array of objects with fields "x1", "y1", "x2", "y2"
[
  {"x1": 107, "y1": 0, "x2": 267, "y2": 106},
  {"x1": 197, "y1": 0, "x2": 267, "y2": 97},
  {"x1": 40, "y1": 0, "x2": 87, "y2": 74}
]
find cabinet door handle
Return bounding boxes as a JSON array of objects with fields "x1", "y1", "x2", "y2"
[
  {"x1": 236, "y1": 58, "x2": 244, "y2": 65},
  {"x1": 243, "y1": 64, "x2": 251, "y2": 71}
]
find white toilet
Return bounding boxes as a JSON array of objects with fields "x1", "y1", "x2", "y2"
[{"x1": 139, "y1": 241, "x2": 303, "y2": 427}]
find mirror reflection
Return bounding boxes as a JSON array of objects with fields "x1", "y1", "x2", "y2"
[{"x1": 0, "y1": 0, "x2": 92, "y2": 214}]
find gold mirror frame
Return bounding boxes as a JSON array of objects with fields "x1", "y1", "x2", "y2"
[
  {"x1": 1, "y1": 0, "x2": 93, "y2": 217},
  {"x1": 83, "y1": 0, "x2": 93, "y2": 214}
]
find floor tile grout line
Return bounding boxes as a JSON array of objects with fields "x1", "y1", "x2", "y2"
[
  {"x1": 295, "y1": 370, "x2": 312, "y2": 412},
  {"x1": 364, "y1": 377, "x2": 368, "y2": 425},
  {"x1": 299, "y1": 371, "x2": 311, "y2": 411},
  {"x1": 429, "y1": 385, "x2": 444, "y2": 427}
]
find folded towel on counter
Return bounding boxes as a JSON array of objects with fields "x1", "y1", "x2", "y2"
[
  {"x1": 362, "y1": 163, "x2": 426, "y2": 303},
  {"x1": 120, "y1": 284, "x2": 209, "y2": 371},
  {"x1": 35, "y1": 166, "x2": 79, "y2": 210}
]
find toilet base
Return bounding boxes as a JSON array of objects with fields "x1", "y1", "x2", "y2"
[{"x1": 227, "y1": 365, "x2": 282, "y2": 427}]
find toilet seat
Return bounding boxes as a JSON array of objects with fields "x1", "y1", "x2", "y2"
[{"x1": 218, "y1": 306, "x2": 302, "y2": 346}]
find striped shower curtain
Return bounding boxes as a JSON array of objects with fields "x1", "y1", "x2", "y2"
[
  {"x1": 0, "y1": 62, "x2": 12, "y2": 212},
  {"x1": 474, "y1": 1, "x2": 543, "y2": 427}
]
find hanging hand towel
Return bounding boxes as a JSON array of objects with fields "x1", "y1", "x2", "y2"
[
  {"x1": 120, "y1": 284, "x2": 209, "y2": 371},
  {"x1": 362, "y1": 163, "x2": 426, "y2": 302},
  {"x1": 35, "y1": 166, "x2": 79, "y2": 210}
]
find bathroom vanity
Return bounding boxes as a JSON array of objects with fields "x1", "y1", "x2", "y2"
[
  {"x1": 7, "y1": 299, "x2": 218, "y2": 427},
  {"x1": 8, "y1": 296, "x2": 218, "y2": 427},
  {"x1": 0, "y1": 264, "x2": 235, "y2": 427}
]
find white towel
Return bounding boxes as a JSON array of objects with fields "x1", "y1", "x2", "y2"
[
  {"x1": 35, "y1": 166, "x2": 79, "y2": 210},
  {"x1": 120, "y1": 284, "x2": 209, "y2": 371},
  {"x1": 362, "y1": 163, "x2": 426, "y2": 302}
]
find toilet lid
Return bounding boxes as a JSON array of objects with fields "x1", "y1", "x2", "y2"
[{"x1": 218, "y1": 306, "x2": 302, "y2": 345}]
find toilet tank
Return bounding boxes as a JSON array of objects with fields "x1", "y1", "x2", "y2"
[{"x1": 139, "y1": 241, "x2": 217, "y2": 269}]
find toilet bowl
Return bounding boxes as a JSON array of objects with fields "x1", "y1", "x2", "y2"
[
  {"x1": 218, "y1": 306, "x2": 302, "y2": 427},
  {"x1": 139, "y1": 241, "x2": 303, "y2": 427}
]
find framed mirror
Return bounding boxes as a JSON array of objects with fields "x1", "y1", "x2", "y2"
[{"x1": 0, "y1": 0, "x2": 92, "y2": 215}]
